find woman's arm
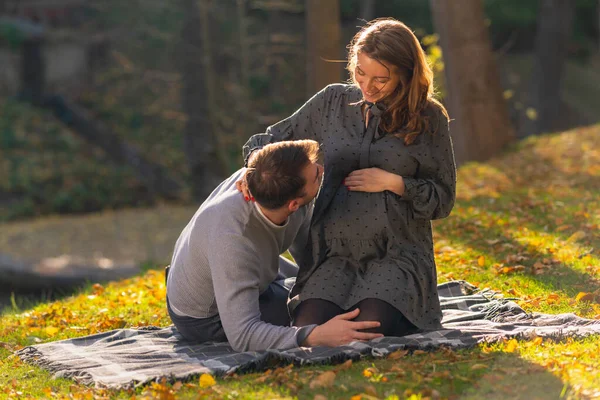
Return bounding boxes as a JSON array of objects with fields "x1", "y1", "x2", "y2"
[
  {"x1": 399, "y1": 114, "x2": 456, "y2": 220},
  {"x1": 242, "y1": 85, "x2": 330, "y2": 165}
]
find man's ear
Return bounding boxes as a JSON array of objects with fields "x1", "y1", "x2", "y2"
[{"x1": 288, "y1": 198, "x2": 301, "y2": 213}]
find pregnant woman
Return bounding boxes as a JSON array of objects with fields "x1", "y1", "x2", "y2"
[{"x1": 242, "y1": 18, "x2": 456, "y2": 336}]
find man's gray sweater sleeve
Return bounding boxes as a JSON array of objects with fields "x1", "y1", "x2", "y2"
[{"x1": 208, "y1": 233, "x2": 315, "y2": 352}]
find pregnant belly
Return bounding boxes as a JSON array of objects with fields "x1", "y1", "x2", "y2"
[{"x1": 321, "y1": 187, "x2": 387, "y2": 241}]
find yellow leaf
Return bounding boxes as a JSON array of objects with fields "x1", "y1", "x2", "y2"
[
  {"x1": 471, "y1": 363, "x2": 487, "y2": 370},
  {"x1": 503, "y1": 90, "x2": 514, "y2": 100},
  {"x1": 532, "y1": 337, "x2": 543, "y2": 346},
  {"x1": 199, "y1": 373, "x2": 216, "y2": 388},
  {"x1": 362, "y1": 368, "x2": 374, "y2": 378},
  {"x1": 477, "y1": 256, "x2": 485, "y2": 266},
  {"x1": 567, "y1": 231, "x2": 586, "y2": 242},
  {"x1": 309, "y1": 371, "x2": 336, "y2": 389},
  {"x1": 575, "y1": 292, "x2": 595, "y2": 303},
  {"x1": 45, "y1": 326, "x2": 59, "y2": 337},
  {"x1": 350, "y1": 396, "x2": 363, "y2": 400},
  {"x1": 505, "y1": 339, "x2": 518, "y2": 353}
]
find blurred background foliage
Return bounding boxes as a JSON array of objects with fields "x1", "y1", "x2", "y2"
[{"x1": 0, "y1": 0, "x2": 598, "y2": 221}]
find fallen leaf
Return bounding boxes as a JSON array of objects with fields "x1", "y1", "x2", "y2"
[
  {"x1": 567, "y1": 231, "x2": 586, "y2": 242},
  {"x1": 387, "y1": 349, "x2": 409, "y2": 360},
  {"x1": 335, "y1": 359, "x2": 353, "y2": 371},
  {"x1": 309, "y1": 371, "x2": 336, "y2": 389},
  {"x1": 478, "y1": 256, "x2": 485, "y2": 267},
  {"x1": 576, "y1": 292, "x2": 595, "y2": 303},
  {"x1": 45, "y1": 326, "x2": 59, "y2": 337},
  {"x1": 364, "y1": 384, "x2": 378, "y2": 396},
  {"x1": 505, "y1": 339, "x2": 518, "y2": 353},
  {"x1": 471, "y1": 364, "x2": 487, "y2": 370},
  {"x1": 313, "y1": 395, "x2": 328, "y2": 400},
  {"x1": 199, "y1": 373, "x2": 216, "y2": 388}
]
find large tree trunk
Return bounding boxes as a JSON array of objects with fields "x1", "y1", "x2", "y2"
[
  {"x1": 179, "y1": 0, "x2": 225, "y2": 201},
  {"x1": 430, "y1": 0, "x2": 515, "y2": 164},
  {"x1": 525, "y1": 0, "x2": 574, "y2": 136},
  {"x1": 305, "y1": 0, "x2": 342, "y2": 95}
]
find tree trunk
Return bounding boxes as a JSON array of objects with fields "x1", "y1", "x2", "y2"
[
  {"x1": 360, "y1": 0, "x2": 376, "y2": 23},
  {"x1": 525, "y1": 0, "x2": 574, "y2": 136},
  {"x1": 20, "y1": 37, "x2": 46, "y2": 105},
  {"x1": 179, "y1": 0, "x2": 225, "y2": 201},
  {"x1": 430, "y1": 0, "x2": 515, "y2": 164},
  {"x1": 305, "y1": 0, "x2": 342, "y2": 95}
]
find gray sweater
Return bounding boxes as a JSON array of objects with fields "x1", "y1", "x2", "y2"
[{"x1": 167, "y1": 169, "x2": 316, "y2": 352}]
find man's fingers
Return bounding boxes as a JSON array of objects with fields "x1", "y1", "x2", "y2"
[
  {"x1": 349, "y1": 320, "x2": 381, "y2": 330},
  {"x1": 335, "y1": 308, "x2": 360, "y2": 320},
  {"x1": 353, "y1": 331, "x2": 383, "y2": 341}
]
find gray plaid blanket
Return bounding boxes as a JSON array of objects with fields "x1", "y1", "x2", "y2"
[{"x1": 16, "y1": 281, "x2": 600, "y2": 389}]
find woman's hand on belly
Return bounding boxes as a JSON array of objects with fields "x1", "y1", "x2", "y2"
[{"x1": 344, "y1": 168, "x2": 405, "y2": 195}]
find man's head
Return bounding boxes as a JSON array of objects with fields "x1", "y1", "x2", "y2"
[{"x1": 246, "y1": 140, "x2": 323, "y2": 212}]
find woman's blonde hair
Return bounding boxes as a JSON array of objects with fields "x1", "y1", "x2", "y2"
[{"x1": 347, "y1": 18, "x2": 448, "y2": 144}]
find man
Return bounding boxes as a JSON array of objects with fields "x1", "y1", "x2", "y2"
[{"x1": 167, "y1": 140, "x2": 382, "y2": 352}]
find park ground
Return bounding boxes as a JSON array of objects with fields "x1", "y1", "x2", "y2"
[{"x1": 0, "y1": 124, "x2": 599, "y2": 399}]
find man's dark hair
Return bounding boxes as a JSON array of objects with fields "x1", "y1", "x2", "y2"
[{"x1": 246, "y1": 140, "x2": 320, "y2": 210}]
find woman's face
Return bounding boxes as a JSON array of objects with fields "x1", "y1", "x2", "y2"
[{"x1": 354, "y1": 52, "x2": 401, "y2": 104}]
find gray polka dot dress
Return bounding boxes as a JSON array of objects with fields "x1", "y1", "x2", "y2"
[{"x1": 243, "y1": 84, "x2": 456, "y2": 331}]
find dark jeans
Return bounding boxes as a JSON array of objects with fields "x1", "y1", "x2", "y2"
[{"x1": 166, "y1": 266, "x2": 294, "y2": 343}]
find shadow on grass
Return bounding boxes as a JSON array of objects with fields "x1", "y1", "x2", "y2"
[
  {"x1": 0, "y1": 283, "x2": 83, "y2": 316},
  {"x1": 198, "y1": 345, "x2": 568, "y2": 400},
  {"x1": 0, "y1": 261, "x2": 166, "y2": 316}
]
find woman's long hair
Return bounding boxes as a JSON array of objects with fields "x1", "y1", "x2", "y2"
[{"x1": 347, "y1": 18, "x2": 448, "y2": 145}]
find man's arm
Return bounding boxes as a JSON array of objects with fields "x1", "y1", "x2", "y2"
[
  {"x1": 208, "y1": 234, "x2": 315, "y2": 352},
  {"x1": 209, "y1": 232, "x2": 385, "y2": 352}
]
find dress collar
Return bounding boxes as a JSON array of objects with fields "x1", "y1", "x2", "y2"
[{"x1": 361, "y1": 100, "x2": 387, "y2": 117}]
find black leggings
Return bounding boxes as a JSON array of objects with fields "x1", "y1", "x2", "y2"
[{"x1": 293, "y1": 298, "x2": 417, "y2": 337}]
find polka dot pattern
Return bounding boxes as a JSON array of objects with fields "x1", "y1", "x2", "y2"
[{"x1": 243, "y1": 84, "x2": 457, "y2": 331}]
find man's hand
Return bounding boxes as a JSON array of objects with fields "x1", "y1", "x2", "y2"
[
  {"x1": 344, "y1": 168, "x2": 405, "y2": 195},
  {"x1": 302, "y1": 308, "x2": 382, "y2": 347}
]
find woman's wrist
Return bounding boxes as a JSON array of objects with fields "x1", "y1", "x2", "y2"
[{"x1": 387, "y1": 173, "x2": 405, "y2": 196}]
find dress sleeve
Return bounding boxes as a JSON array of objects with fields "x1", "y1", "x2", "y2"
[
  {"x1": 401, "y1": 112, "x2": 456, "y2": 220},
  {"x1": 242, "y1": 86, "x2": 329, "y2": 166}
]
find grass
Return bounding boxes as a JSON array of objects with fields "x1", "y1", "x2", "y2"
[{"x1": 1, "y1": 126, "x2": 599, "y2": 399}]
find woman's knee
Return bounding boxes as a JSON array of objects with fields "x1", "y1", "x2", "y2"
[
  {"x1": 293, "y1": 298, "x2": 343, "y2": 326},
  {"x1": 352, "y1": 298, "x2": 416, "y2": 337}
]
